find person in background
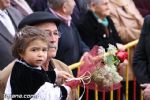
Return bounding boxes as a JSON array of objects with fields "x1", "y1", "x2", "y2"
[
  {"x1": 4, "y1": 26, "x2": 72, "y2": 100},
  {"x1": 133, "y1": 15, "x2": 150, "y2": 100},
  {"x1": 133, "y1": 0, "x2": 150, "y2": 17},
  {"x1": 77, "y1": 0, "x2": 122, "y2": 50},
  {"x1": 109, "y1": 0, "x2": 143, "y2": 99},
  {"x1": 109, "y1": 0, "x2": 143, "y2": 44},
  {"x1": 71, "y1": 0, "x2": 88, "y2": 26},
  {"x1": 47, "y1": 0, "x2": 91, "y2": 76},
  {"x1": 0, "y1": 12, "x2": 79, "y2": 100},
  {"x1": 25, "y1": 0, "x2": 48, "y2": 11},
  {"x1": 0, "y1": 0, "x2": 24, "y2": 70},
  {"x1": 76, "y1": 0, "x2": 126, "y2": 99},
  {"x1": 11, "y1": 0, "x2": 33, "y2": 16}
]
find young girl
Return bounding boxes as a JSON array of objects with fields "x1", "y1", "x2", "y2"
[{"x1": 4, "y1": 26, "x2": 71, "y2": 100}]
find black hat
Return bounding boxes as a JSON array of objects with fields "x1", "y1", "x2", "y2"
[{"x1": 18, "y1": 11, "x2": 60, "y2": 29}]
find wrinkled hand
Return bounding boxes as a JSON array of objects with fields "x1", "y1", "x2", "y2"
[
  {"x1": 141, "y1": 84, "x2": 150, "y2": 100},
  {"x1": 118, "y1": 59, "x2": 128, "y2": 67},
  {"x1": 55, "y1": 69, "x2": 73, "y2": 79},
  {"x1": 118, "y1": 59, "x2": 128, "y2": 76},
  {"x1": 116, "y1": 43, "x2": 125, "y2": 51}
]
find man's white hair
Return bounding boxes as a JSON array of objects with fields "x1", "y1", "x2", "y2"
[
  {"x1": 48, "y1": 0, "x2": 66, "y2": 10},
  {"x1": 86, "y1": 0, "x2": 103, "y2": 8}
]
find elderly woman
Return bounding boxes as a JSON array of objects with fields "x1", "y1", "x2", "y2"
[
  {"x1": 76, "y1": 0, "x2": 124, "y2": 99},
  {"x1": 77, "y1": 0, "x2": 123, "y2": 50}
]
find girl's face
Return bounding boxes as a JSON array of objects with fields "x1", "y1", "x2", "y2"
[
  {"x1": 35, "y1": 22, "x2": 59, "y2": 59},
  {"x1": 20, "y1": 40, "x2": 48, "y2": 67}
]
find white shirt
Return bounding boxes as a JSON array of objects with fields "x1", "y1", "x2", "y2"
[{"x1": 0, "y1": 10, "x2": 16, "y2": 37}]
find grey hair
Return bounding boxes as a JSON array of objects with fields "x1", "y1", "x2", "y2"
[
  {"x1": 86, "y1": 0, "x2": 102, "y2": 8},
  {"x1": 48, "y1": 0, "x2": 66, "y2": 10}
]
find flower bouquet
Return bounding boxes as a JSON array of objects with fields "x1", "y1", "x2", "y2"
[{"x1": 77, "y1": 44, "x2": 128, "y2": 91}]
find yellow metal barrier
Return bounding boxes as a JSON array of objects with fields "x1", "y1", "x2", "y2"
[
  {"x1": 126, "y1": 48, "x2": 129, "y2": 100},
  {"x1": 69, "y1": 61, "x2": 83, "y2": 70},
  {"x1": 69, "y1": 39, "x2": 139, "y2": 70},
  {"x1": 69, "y1": 39, "x2": 139, "y2": 100},
  {"x1": 110, "y1": 85, "x2": 113, "y2": 100},
  {"x1": 95, "y1": 84, "x2": 98, "y2": 100}
]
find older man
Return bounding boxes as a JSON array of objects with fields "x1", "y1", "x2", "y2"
[
  {"x1": 0, "y1": 12, "x2": 78, "y2": 100},
  {"x1": 47, "y1": 0, "x2": 90, "y2": 65},
  {"x1": 47, "y1": 0, "x2": 92, "y2": 77}
]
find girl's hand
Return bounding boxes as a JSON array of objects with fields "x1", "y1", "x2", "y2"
[
  {"x1": 55, "y1": 69, "x2": 73, "y2": 79},
  {"x1": 65, "y1": 79, "x2": 80, "y2": 88}
]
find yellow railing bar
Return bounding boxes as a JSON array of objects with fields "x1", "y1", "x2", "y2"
[
  {"x1": 95, "y1": 84, "x2": 98, "y2": 100},
  {"x1": 78, "y1": 85, "x2": 80, "y2": 96},
  {"x1": 78, "y1": 68, "x2": 80, "y2": 96},
  {"x1": 124, "y1": 39, "x2": 139, "y2": 100},
  {"x1": 125, "y1": 48, "x2": 130, "y2": 100},
  {"x1": 124, "y1": 39, "x2": 138, "y2": 49},
  {"x1": 104, "y1": 39, "x2": 139, "y2": 57},
  {"x1": 103, "y1": 39, "x2": 139, "y2": 57},
  {"x1": 110, "y1": 85, "x2": 113, "y2": 100},
  {"x1": 69, "y1": 39, "x2": 139, "y2": 100},
  {"x1": 69, "y1": 39, "x2": 139, "y2": 70},
  {"x1": 141, "y1": 89, "x2": 144, "y2": 100},
  {"x1": 69, "y1": 61, "x2": 83, "y2": 70}
]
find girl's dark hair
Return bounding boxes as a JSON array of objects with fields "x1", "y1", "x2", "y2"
[{"x1": 12, "y1": 25, "x2": 50, "y2": 59}]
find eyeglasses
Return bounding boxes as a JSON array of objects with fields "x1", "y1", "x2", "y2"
[{"x1": 45, "y1": 30, "x2": 61, "y2": 38}]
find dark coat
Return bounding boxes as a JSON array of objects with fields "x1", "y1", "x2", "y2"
[
  {"x1": 25, "y1": 0, "x2": 48, "y2": 11},
  {"x1": 77, "y1": 10, "x2": 122, "y2": 49},
  {"x1": 9, "y1": 60, "x2": 68, "y2": 100},
  {"x1": 71, "y1": 0, "x2": 88, "y2": 26},
  {"x1": 133, "y1": 15, "x2": 150, "y2": 84},
  {"x1": 56, "y1": 21, "x2": 89, "y2": 65},
  {"x1": 0, "y1": 7, "x2": 23, "y2": 69}
]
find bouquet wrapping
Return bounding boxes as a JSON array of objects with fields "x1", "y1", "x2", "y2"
[{"x1": 77, "y1": 44, "x2": 128, "y2": 91}]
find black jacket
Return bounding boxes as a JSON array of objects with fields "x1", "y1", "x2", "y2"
[
  {"x1": 10, "y1": 60, "x2": 68, "y2": 100},
  {"x1": 133, "y1": 15, "x2": 150, "y2": 84},
  {"x1": 77, "y1": 10, "x2": 122, "y2": 49}
]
